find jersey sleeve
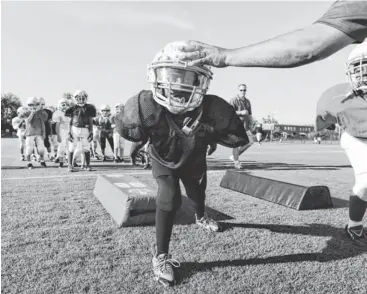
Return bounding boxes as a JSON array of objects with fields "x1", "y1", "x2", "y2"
[
  {"x1": 64, "y1": 106, "x2": 74, "y2": 118},
  {"x1": 86, "y1": 104, "x2": 97, "y2": 117},
  {"x1": 315, "y1": 0, "x2": 367, "y2": 43}
]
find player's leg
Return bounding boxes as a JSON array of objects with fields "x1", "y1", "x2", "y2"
[
  {"x1": 107, "y1": 134, "x2": 114, "y2": 159},
  {"x1": 231, "y1": 147, "x2": 242, "y2": 169},
  {"x1": 113, "y1": 132, "x2": 120, "y2": 162},
  {"x1": 67, "y1": 129, "x2": 77, "y2": 172},
  {"x1": 19, "y1": 134, "x2": 26, "y2": 161},
  {"x1": 152, "y1": 159, "x2": 181, "y2": 286},
  {"x1": 181, "y1": 172, "x2": 220, "y2": 232},
  {"x1": 119, "y1": 136, "x2": 125, "y2": 162},
  {"x1": 100, "y1": 134, "x2": 107, "y2": 161},
  {"x1": 35, "y1": 135, "x2": 47, "y2": 167},
  {"x1": 341, "y1": 132, "x2": 367, "y2": 242},
  {"x1": 51, "y1": 135, "x2": 59, "y2": 160},
  {"x1": 81, "y1": 128, "x2": 92, "y2": 171},
  {"x1": 25, "y1": 136, "x2": 35, "y2": 169}
]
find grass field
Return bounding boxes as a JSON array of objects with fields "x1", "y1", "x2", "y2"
[{"x1": 2, "y1": 138, "x2": 366, "y2": 294}]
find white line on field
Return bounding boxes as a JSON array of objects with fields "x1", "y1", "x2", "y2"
[{"x1": 1, "y1": 170, "x2": 226, "y2": 181}]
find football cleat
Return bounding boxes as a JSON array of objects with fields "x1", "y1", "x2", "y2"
[
  {"x1": 152, "y1": 253, "x2": 180, "y2": 287},
  {"x1": 40, "y1": 161, "x2": 47, "y2": 168},
  {"x1": 345, "y1": 225, "x2": 367, "y2": 243},
  {"x1": 27, "y1": 163, "x2": 33, "y2": 170},
  {"x1": 195, "y1": 213, "x2": 221, "y2": 232}
]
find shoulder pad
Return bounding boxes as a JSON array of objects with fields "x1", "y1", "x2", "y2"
[{"x1": 202, "y1": 95, "x2": 249, "y2": 147}]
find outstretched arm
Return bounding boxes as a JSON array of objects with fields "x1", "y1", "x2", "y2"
[{"x1": 178, "y1": 24, "x2": 354, "y2": 68}]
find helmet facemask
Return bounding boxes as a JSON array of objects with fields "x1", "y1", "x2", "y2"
[
  {"x1": 100, "y1": 104, "x2": 111, "y2": 117},
  {"x1": 74, "y1": 94, "x2": 88, "y2": 106},
  {"x1": 27, "y1": 97, "x2": 40, "y2": 111},
  {"x1": 59, "y1": 102, "x2": 69, "y2": 112},
  {"x1": 148, "y1": 61, "x2": 212, "y2": 114},
  {"x1": 346, "y1": 53, "x2": 367, "y2": 97}
]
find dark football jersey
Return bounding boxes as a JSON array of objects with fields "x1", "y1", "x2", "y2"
[
  {"x1": 117, "y1": 90, "x2": 249, "y2": 168},
  {"x1": 65, "y1": 104, "x2": 96, "y2": 128}
]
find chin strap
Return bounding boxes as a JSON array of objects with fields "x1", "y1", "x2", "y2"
[{"x1": 181, "y1": 107, "x2": 203, "y2": 136}]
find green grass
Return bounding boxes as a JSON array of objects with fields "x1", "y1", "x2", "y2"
[{"x1": 2, "y1": 140, "x2": 367, "y2": 294}]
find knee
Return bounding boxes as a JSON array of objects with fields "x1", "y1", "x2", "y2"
[
  {"x1": 353, "y1": 174, "x2": 367, "y2": 201},
  {"x1": 156, "y1": 176, "x2": 181, "y2": 212}
]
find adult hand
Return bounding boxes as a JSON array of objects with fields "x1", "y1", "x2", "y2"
[{"x1": 176, "y1": 40, "x2": 228, "y2": 67}]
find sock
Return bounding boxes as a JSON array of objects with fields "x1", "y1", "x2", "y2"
[
  {"x1": 20, "y1": 147, "x2": 24, "y2": 155},
  {"x1": 348, "y1": 195, "x2": 367, "y2": 228},
  {"x1": 68, "y1": 152, "x2": 74, "y2": 166},
  {"x1": 85, "y1": 151, "x2": 91, "y2": 166},
  {"x1": 156, "y1": 208, "x2": 176, "y2": 255}
]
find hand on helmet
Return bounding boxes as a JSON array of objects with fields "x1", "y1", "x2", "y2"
[{"x1": 174, "y1": 40, "x2": 228, "y2": 68}]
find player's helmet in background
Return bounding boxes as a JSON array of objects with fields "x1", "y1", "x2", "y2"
[
  {"x1": 346, "y1": 39, "x2": 367, "y2": 96},
  {"x1": 47, "y1": 106, "x2": 56, "y2": 112},
  {"x1": 27, "y1": 97, "x2": 40, "y2": 111},
  {"x1": 17, "y1": 106, "x2": 27, "y2": 115},
  {"x1": 100, "y1": 104, "x2": 111, "y2": 117},
  {"x1": 115, "y1": 103, "x2": 124, "y2": 114},
  {"x1": 17, "y1": 106, "x2": 31, "y2": 119},
  {"x1": 73, "y1": 90, "x2": 88, "y2": 106},
  {"x1": 147, "y1": 41, "x2": 213, "y2": 114},
  {"x1": 38, "y1": 97, "x2": 46, "y2": 109},
  {"x1": 58, "y1": 98, "x2": 69, "y2": 112}
]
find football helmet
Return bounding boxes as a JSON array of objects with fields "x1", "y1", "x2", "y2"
[
  {"x1": 115, "y1": 103, "x2": 124, "y2": 114},
  {"x1": 147, "y1": 41, "x2": 213, "y2": 114},
  {"x1": 346, "y1": 39, "x2": 367, "y2": 96},
  {"x1": 27, "y1": 97, "x2": 40, "y2": 111},
  {"x1": 58, "y1": 98, "x2": 69, "y2": 112},
  {"x1": 73, "y1": 90, "x2": 88, "y2": 106},
  {"x1": 17, "y1": 106, "x2": 28, "y2": 116},
  {"x1": 100, "y1": 104, "x2": 111, "y2": 117},
  {"x1": 38, "y1": 97, "x2": 46, "y2": 109}
]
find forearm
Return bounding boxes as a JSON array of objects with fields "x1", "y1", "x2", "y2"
[{"x1": 224, "y1": 23, "x2": 354, "y2": 68}]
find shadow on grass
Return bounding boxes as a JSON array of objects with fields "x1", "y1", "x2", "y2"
[
  {"x1": 174, "y1": 197, "x2": 234, "y2": 225},
  {"x1": 177, "y1": 222, "x2": 367, "y2": 284}
]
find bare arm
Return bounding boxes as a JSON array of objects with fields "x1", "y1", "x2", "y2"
[
  {"x1": 225, "y1": 23, "x2": 355, "y2": 68},
  {"x1": 178, "y1": 23, "x2": 355, "y2": 68}
]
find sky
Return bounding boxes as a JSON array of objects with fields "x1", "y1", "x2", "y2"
[{"x1": 1, "y1": 1, "x2": 357, "y2": 125}]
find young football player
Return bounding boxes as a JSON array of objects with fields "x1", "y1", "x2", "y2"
[
  {"x1": 12, "y1": 106, "x2": 30, "y2": 161},
  {"x1": 52, "y1": 98, "x2": 71, "y2": 167},
  {"x1": 94, "y1": 104, "x2": 114, "y2": 161},
  {"x1": 38, "y1": 97, "x2": 55, "y2": 160},
  {"x1": 111, "y1": 103, "x2": 125, "y2": 163},
  {"x1": 65, "y1": 90, "x2": 96, "y2": 172},
  {"x1": 316, "y1": 39, "x2": 367, "y2": 242},
  {"x1": 47, "y1": 105, "x2": 59, "y2": 160},
  {"x1": 115, "y1": 42, "x2": 250, "y2": 286},
  {"x1": 24, "y1": 97, "x2": 48, "y2": 169}
]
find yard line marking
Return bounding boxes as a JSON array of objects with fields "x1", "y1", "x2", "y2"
[{"x1": 1, "y1": 170, "x2": 226, "y2": 181}]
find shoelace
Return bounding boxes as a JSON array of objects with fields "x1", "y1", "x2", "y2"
[{"x1": 156, "y1": 256, "x2": 181, "y2": 272}]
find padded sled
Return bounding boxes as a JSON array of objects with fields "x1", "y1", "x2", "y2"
[
  {"x1": 220, "y1": 171, "x2": 333, "y2": 210},
  {"x1": 93, "y1": 174, "x2": 156, "y2": 227}
]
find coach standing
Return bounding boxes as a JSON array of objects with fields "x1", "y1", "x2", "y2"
[{"x1": 229, "y1": 84, "x2": 254, "y2": 169}]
